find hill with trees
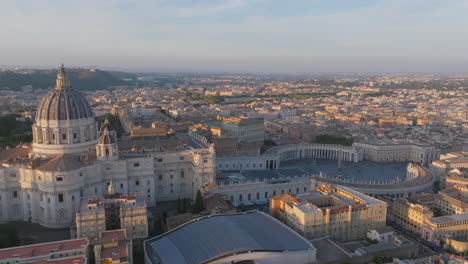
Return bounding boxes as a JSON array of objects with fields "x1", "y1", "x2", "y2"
[{"x1": 0, "y1": 68, "x2": 137, "y2": 91}]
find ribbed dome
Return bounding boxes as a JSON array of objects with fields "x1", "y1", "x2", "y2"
[{"x1": 36, "y1": 65, "x2": 94, "y2": 121}]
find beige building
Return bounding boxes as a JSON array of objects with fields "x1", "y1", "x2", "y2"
[
  {"x1": 0, "y1": 238, "x2": 88, "y2": 264},
  {"x1": 93, "y1": 229, "x2": 132, "y2": 264},
  {"x1": 422, "y1": 213, "x2": 468, "y2": 245},
  {"x1": 390, "y1": 198, "x2": 433, "y2": 235},
  {"x1": 72, "y1": 187, "x2": 148, "y2": 241},
  {"x1": 201, "y1": 116, "x2": 265, "y2": 143},
  {"x1": 436, "y1": 185, "x2": 468, "y2": 215},
  {"x1": 445, "y1": 175, "x2": 468, "y2": 188},
  {"x1": 353, "y1": 142, "x2": 440, "y2": 166},
  {"x1": 270, "y1": 184, "x2": 387, "y2": 241}
]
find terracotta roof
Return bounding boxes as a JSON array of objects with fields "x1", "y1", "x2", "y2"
[
  {"x1": 0, "y1": 145, "x2": 31, "y2": 162},
  {"x1": 0, "y1": 239, "x2": 87, "y2": 260},
  {"x1": 37, "y1": 154, "x2": 84, "y2": 172},
  {"x1": 24, "y1": 256, "x2": 86, "y2": 264}
]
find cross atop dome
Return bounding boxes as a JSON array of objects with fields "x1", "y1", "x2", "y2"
[{"x1": 55, "y1": 64, "x2": 72, "y2": 89}]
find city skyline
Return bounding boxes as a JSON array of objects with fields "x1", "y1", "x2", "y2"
[{"x1": 2, "y1": 0, "x2": 468, "y2": 73}]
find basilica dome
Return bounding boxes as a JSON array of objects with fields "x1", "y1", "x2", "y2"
[
  {"x1": 36, "y1": 65, "x2": 94, "y2": 121},
  {"x1": 32, "y1": 65, "x2": 98, "y2": 157}
]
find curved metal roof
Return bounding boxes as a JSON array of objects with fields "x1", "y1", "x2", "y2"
[{"x1": 145, "y1": 210, "x2": 314, "y2": 264}]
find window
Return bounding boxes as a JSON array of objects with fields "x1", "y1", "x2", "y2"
[
  {"x1": 73, "y1": 133, "x2": 77, "y2": 139},
  {"x1": 9, "y1": 173, "x2": 16, "y2": 178},
  {"x1": 56, "y1": 176, "x2": 63, "y2": 182},
  {"x1": 248, "y1": 194, "x2": 251, "y2": 200},
  {"x1": 134, "y1": 163, "x2": 140, "y2": 167},
  {"x1": 58, "y1": 194, "x2": 64, "y2": 203},
  {"x1": 147, "y1": 188, "x2": 150, "y2": 193},
  {"x1": 179, "y1": 156, "x2": 184, "y2": 160},
  {"x1": 13, "y1": 191, "x2": 17, "y2": 198},
  {"x1": 62, "y1": 134, "x2": 66, "y2": 140},
  {"x1": 170, "y1": 175, "x2": 173, "y2": 180},
  {"x1": 135, "y1": 180, "x2": 140, "y2": 186},
  {"x1": 157, "y1": 158, "x2": 163, "y2": 162},
  {"x1": 120, "y1": 183, "x2": 123, "y2": 189},
  {"x1": 158, "y1": 174, "x2": 163, "y2": 180},
  {"x1": 239, "y1": 194, "x2": 243, "y2": 201},
  {"x1": 265, "y1": 192, "x2": 268, "y2": 198},
  {"x1": 72, "y1": 195, "x2": 74, "y2": 201},
  {"x1": 180, "y1": 171, "x2": 185, "y2": 178},
  {"x1": 203, "y1": 158, "x2": 208, "y2": 163},
  {"x1": 256, "y1": 192, "x2": 260, "y2": 199},
  {"x1": 304, "y1": 187, "x2": 307, "y2": 192}
]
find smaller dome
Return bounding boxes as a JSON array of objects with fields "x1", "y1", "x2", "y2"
[
  {"x1": 99, "y1": 117, "x2": 114, "y2": 134},
  {"x1": 98, "y1": 128, "x2": 115, "y2": 145}
]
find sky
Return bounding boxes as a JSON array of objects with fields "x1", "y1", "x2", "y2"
[{"x1": 1, "y1": 0, "x2": 468, "y2": 73}]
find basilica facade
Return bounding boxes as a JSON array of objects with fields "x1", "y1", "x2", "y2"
[{"x1": 0, "y1": 66, "x2": 215, "y2": 228}]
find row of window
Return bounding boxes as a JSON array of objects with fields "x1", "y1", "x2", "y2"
[{"x1": 233, "y1": 187, "x2": 307, "y2": 202}]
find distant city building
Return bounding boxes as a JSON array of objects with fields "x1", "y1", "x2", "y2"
[
  {"x1": 270, "y1": 184, "x2": 387, "y2": 241},
  {"x1": 144, "y1": 210, "x2": 317, "y2": 264},
  {"x1": 0, "y1": 238, "x2": 88, "y2": 264},
  {"x1": 201, "y1": 116, "x2": 265, "y2": 143}
]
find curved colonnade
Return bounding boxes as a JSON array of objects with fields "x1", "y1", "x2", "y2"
[
  {"x1": 264, "y1": 143, "x2": 435, "y2": 198},
  {"x1": 265, "y1": 143, "x2": 363, "y2": 164}
]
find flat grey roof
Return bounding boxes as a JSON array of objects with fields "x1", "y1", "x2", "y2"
[
  {"x1": 429, "y1": 213, "x2": 468, "y2": 224},
  {"x1": 145, "y1": 210, "x2": 315, "y2": 264}
]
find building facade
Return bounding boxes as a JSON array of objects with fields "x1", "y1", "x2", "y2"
[
  {"x1": 390, "y1": 198, "x2": 433, "y2": 235},
  {"x1": 0, "y1": 66, "x2": 216, "y2": 228},
  {"x1": 353, "y1": 142, "x2": 440, "y2": 166},
  {"x1": 422, "y1": 213, "x2": 468, "y2": 245},
  {"x1": 0, "y1": 238, "x2": 88, "y2": 264},
  {"x1": 270, "y1": 184, "x2": 387, "y2": 241},
  {"x1": 72, "y1": 191, "x2": 148, "y2": 241}
]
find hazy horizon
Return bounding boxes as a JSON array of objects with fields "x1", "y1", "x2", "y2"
[{"x1": 2, "y1": 0, "x2": 468, "y2": 73}]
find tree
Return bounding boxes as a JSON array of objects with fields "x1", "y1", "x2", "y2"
[
  {"x1": 372, "y1": 256, "x2": 393, "y2": 264},
  {"x1": 315, "y1": 134, "x2": 354, "y2": 146},
  {"x1": 192, "y1": 190, "x2": 204, "y2": 214},
  {"x1": 433, "y1": 207, "x2": 444, "y2": 217},
  {"x1": 0, "y1": 224, "x2": 20, "y2": 248}
]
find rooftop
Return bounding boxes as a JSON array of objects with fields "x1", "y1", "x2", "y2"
[
  {"x1": 428, "y1": 213, "x2": 468, "y2": 224},
  {"x1": 0, "y1": 238, "x2": 87, "y2": 261},
  {"x1": 145, "y1": 210, "x2": 315, "y2": 264}
]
